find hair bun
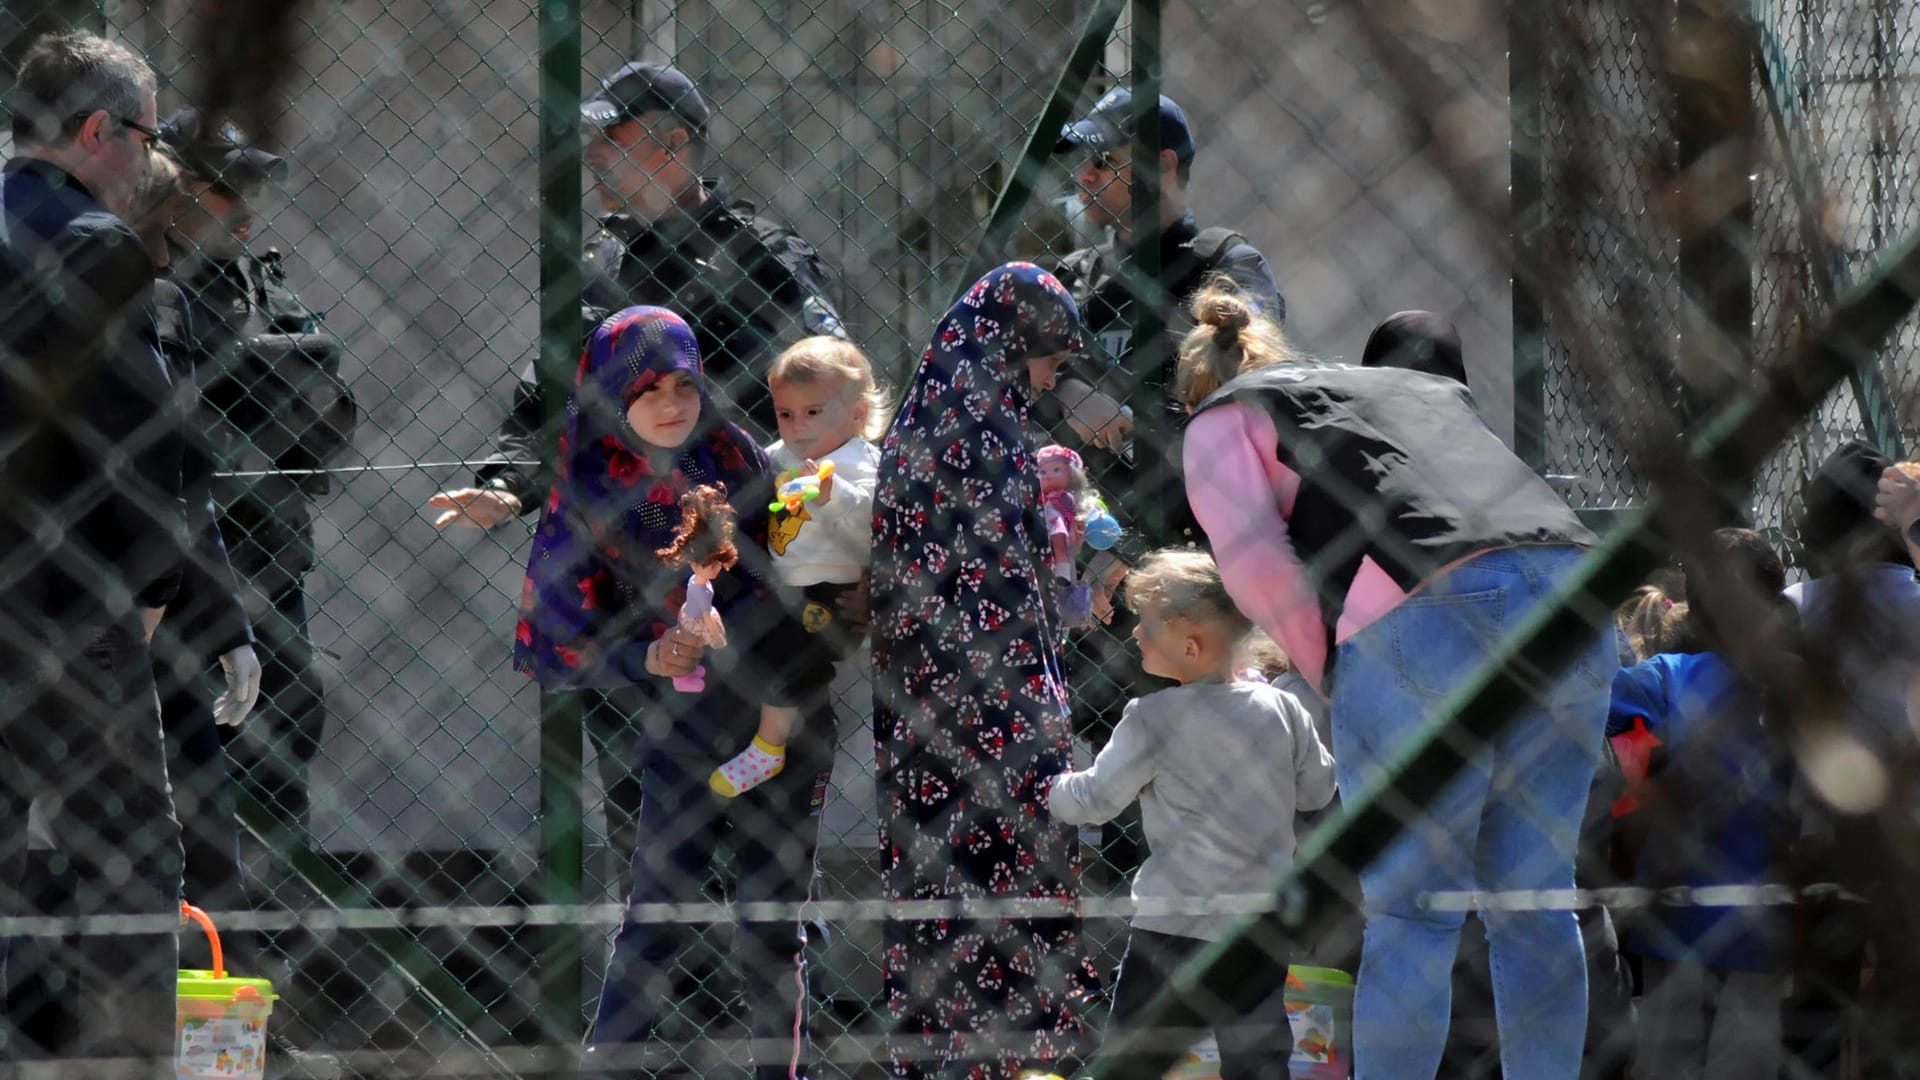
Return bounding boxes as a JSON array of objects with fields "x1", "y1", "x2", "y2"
[
  {"x1": 1193, "y1": 290, "x2": 1252, "y2": 330},
  {"x1": 1192, "y1": 288, "x2": 1252, "y2": 350}
]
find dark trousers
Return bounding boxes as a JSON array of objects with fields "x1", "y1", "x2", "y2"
[
  {"x1": 1088, "y1": 927, "x2": 1296, "y2": 1080},
  {"x1": 227, "y1": 580, "x2": 325, "y2": 841},
  {"x1": 583, "y1": 680, "x2": 829, "y2": 1080},
  {"x1": 585, "y1": 691, "x2": 647, "y2": 873},
  {"x1": 159, "y1": 658, "x2": 247, "y2": 919},
  {"x1": 0, "y1": 620, "x2": 182, "y2": 1077}
]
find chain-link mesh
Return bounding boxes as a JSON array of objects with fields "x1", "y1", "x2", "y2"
[{"x1": 3, "y1": 0, "x2": 1920, "y2": 1078}]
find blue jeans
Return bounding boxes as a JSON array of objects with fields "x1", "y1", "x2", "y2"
[{"x1": 1329, "y1": 546, "x2": 1610, "y2": 1080}]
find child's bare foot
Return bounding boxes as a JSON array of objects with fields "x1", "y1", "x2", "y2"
[{"x1": 709, "y1": 735, "x2": 787, "y2": 797}]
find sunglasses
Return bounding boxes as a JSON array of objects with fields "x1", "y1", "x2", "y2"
[{"x1": 1083, "y1": 148, "x2": 1126, "y2": 173}]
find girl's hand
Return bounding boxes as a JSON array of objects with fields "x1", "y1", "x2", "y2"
[{"x1": 646, "y1": 625, "x2": 707, "y2": 677}]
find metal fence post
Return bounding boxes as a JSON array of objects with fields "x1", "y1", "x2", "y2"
[
  {"x1": 1510, "y1": 0, "x2": 1547, "y2": 470},
  {"x1": 961, "y1": 0, "x2": 1128, "y2": 290},
  {"x1": 1127, "y1": 0, "x2": 1165, "y2": 546},
  {"x1": 537, "y1": 0, "x2": 586, "y2": 1068}
]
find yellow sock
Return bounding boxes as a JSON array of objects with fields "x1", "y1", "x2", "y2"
[{"x1": 709, "y1": 735, "x2": 787, "y2": 797}]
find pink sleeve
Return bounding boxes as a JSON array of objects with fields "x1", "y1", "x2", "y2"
[{"x1": 1183, "y1": 403, "x2": 1330, "y2": 693}]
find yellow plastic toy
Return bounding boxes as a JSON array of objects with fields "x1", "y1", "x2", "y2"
[{"x1": 769, "y1": 459, "x2": 835, "y2": 515}]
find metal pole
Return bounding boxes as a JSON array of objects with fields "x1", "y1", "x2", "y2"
[
  {"x1": 1127, "y1": 0, "x2": 1164, "y2": 545},
  {"x1": 1673, "y1": 0, "x2": 1757, "y2": 525},
  {"x1": 1509, "y1": 0, "x2": 1547, "y2": 468},
  {"x1": 959, "y1": 0, "x2": 1127, "y2": 290},
  {"x1": 537, "y1": 0, "x2": 585, "y2": 1070}
]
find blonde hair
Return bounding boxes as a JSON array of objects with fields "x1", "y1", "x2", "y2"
[
  {"x1": 1616, "y1": 583, "x2": 1688, "y2": 662},
  {"x1": 768, "y1": 336, "x2": 893, "y2": 440},
  {"x1": 1175, "y1": 277, "x2": 1301, "y2": 408},
  {"x1": 127, "y1": 147, "x2": 183, "y2": 234},
  {"x1": 1234, "y1": 627, "x2": 1293, "y2": 679},
  {"x1": 1125, "y1": 548, "x2": 1253, "y2": 640}
]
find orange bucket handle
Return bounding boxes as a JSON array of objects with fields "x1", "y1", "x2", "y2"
[{"x1": 180, "y1": 901, "x2": 225, "y2": 978}]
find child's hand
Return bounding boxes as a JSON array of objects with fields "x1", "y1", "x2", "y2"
[{"x1": 806, "y1": 459, "x2": 835, "y2": 504}]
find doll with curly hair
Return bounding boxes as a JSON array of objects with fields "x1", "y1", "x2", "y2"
[{"x1": 656, "y1": 485, "x2": 739, "y2": 693}]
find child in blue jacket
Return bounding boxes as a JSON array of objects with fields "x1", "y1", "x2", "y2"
[{"x1": 1608, "y1": 527, "x2": 1795, "y2": 1080}]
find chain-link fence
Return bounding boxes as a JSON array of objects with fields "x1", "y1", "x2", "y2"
[{"x1": 4, "y1": 0, "x2": 1920, "y2": 1077}]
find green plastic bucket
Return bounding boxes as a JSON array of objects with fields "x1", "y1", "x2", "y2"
[{"x1": 177, "y1": 903, "x2": 276, "y2": 1079}]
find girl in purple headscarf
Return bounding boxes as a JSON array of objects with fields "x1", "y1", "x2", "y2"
[
  {"x1": 870, "y1": 263, "x2": 1099, "y2": 1078},
  {"x1": 515, "y1": 307, "x2": 825, "y2": 1080}
]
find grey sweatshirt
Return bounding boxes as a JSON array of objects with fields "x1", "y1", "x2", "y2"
[{"x1": 1048, "y1": 681, "x2": 1337, "y2": 941}]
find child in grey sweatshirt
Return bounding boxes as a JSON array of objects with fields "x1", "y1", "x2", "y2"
[{"x1": 1045, "y1": 549, "x2": 1335, "y2": 1080}]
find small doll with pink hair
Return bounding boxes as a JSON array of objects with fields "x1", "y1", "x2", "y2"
[{"x1": 1037, "y1": 444, "x2": 1120, "y2": 627}]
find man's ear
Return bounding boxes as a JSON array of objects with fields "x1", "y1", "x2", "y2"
[
  {"x1": 662, "y1": 125, "x2": 691, "y2": 155},
  {"x1": 1159, "y1": 148, "x2": 1180, "y2": 176},
  {"x1": 75, "y1": 110, "x2": 112, "y2": 151}
]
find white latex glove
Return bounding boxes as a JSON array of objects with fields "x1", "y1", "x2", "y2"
[{"x1": 213, "y1": 645, "x2": 263, "y2": 727}]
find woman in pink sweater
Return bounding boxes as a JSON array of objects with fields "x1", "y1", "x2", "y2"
[{"x1": 1175, "y1": 287, "x2": 1609, "y2": 1080}]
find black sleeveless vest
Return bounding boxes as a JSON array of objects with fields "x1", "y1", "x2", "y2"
[{"x1": 1192, "y1": 361, "x2": 1594, "y2": 649}]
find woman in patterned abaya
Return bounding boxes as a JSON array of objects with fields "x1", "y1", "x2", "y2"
[{"x1": 871, "y1": 262, "x2": 1097, "y2": 1078}]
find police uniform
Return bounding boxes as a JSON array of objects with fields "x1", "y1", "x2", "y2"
[
  {"x1": 476, "y1": 179, "x2": 845, "y2": 507},
  {"x1": 150, "y1": 271, "x2": 257, "y2": 921},
  {"x1": 1049, "y1": 93, "x2": 1287, "y2": 877},
  {"x1": 172, "y1": 241, "x2": 355, "y2": 840}
]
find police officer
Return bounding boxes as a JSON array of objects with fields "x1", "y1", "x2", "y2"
[
  {"x1": 427, "y1": 60, "x2": 845, "y2": 536},
  {"x1": 1050, "y1": 87, "x2": 1282, "y2": 528},
  {"x1": 424, "y1": 60, "x2": 846, "y2": 862},
  {"x1": 1046, "y1": 89, "x2": 1285, "y2": 874},
  {"x1": 160, "y1": 106, "x2": 354, "y2": 856},
  {"x1": 129, "y1": 145, "x2": 263, "y2": 923}
]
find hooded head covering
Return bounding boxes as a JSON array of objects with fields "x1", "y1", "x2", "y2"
[
  {"x1": 1361, "y1": 310, "x2": 1467, "y2": 385},
  {"x1": 515, "y1": 306, "x2": 769, "y2": 685},
  {"x1": 867, "y1": 263, "x2": 1098, "y2": 1070}
]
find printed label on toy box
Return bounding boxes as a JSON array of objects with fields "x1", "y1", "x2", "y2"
[
  {"x1": 177, "y1": 1016, "x2": 266, "y2": 1078},
  {"x1": 1288, "y1": 1002, "x2": 1337, "y2": 1066}
]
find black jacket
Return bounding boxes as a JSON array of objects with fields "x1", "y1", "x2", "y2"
[
  {"x1": 153, "y1": 273, "x2": 254, "y2": 660},
  {"x1": 0, "y1": 158, "x2": 184, "y2": 640},
  {"x1": 476, "y1": 183, "x2": 844, "y2": 511},
  {"x1": 170, "y1": 243, "x2": 355, "y2": 596},
  {"x1": 1044, "y1": 213, "x2": 1283, "y2": 553},
  {"x1": 1195, "y1": 361, "x2": 1594, "y2": 647}
]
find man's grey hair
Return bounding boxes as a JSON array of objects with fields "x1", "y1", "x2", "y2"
[{"x1": 9, "y1": 31, "x2": 157, "y2": 147}]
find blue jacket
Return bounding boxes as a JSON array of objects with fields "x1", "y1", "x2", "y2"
[
  {"x1": 1609, "y1": 652, "x2": 1792, "y2": 971},
  {"x1": 0, "y1": 158, "x2": 183, "y2": 642}
]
